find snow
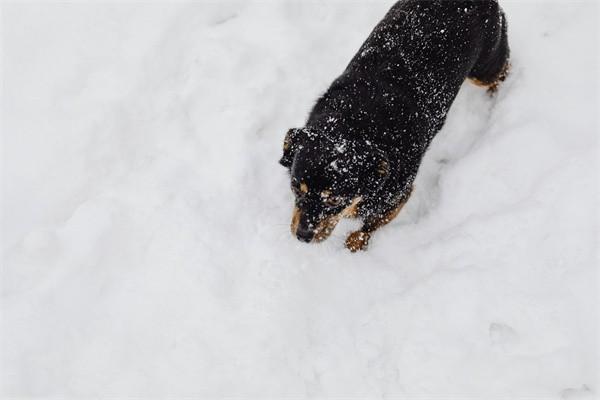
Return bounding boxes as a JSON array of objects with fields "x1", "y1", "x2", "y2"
[{"x1": 1, "y1": 1, "x2": 598, "y2": 398}]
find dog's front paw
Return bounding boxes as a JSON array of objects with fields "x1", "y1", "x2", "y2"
[{"x1": 345, "y1": 231, "x2": 370, "y2": 252}]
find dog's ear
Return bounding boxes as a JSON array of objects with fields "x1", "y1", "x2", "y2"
[{"x1": 279, "y1": 128, "x2": 303, "y2": 168}]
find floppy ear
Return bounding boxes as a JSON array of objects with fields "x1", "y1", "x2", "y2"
[{"x1": 279, "y1": 128, "x2": 303, "y2": 168}]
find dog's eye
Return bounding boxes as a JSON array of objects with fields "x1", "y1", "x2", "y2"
[
  {"x1": 292, "y1": 182, "x2": 309, "y2": 197},
  {"x1": 324, "y1": 195, "x2": 344, "y2": 207}
]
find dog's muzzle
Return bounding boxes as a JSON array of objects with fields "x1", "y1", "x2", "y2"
[
  {"x1": 295, "y1": 224, "x2": 315, "y2": 242},
  {"x1": 291, "y1": 207, "x2": 316, "y2": 242},
  {"x1": 290, "y1": 207, "x2": 340, "y2": 244}
]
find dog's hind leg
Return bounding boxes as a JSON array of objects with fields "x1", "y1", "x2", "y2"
[
  {"x1": 468, "y1": 7, "x2": 510, "y2": 94},
  {"x1": 345, "y1": 188, "x2": 413, "y2": 252}
]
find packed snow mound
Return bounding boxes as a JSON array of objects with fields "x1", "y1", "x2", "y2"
[{"x1": 1, "y1": 1, "x2": 598, "y2": 398}]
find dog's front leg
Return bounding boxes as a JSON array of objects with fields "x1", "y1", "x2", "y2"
[{"x1": 345, "y1": 188, "x2": 412, "y2": 252}]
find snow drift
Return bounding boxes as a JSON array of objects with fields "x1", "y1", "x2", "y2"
[{"x1": 1, "y1": 1, "x2": 598, "y2": 398}]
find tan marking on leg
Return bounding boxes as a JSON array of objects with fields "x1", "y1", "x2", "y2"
[
  {"x1": 367, "y1": 202, "x2": 404, "y2": 232},
  {"x1": 345, "y1": 231, "x2": 371, "y2": 252},
  {"x1": 468, "y1": 62, "x2": 511, "y2": 95},
  {"x1": 468, "y1": 77, "x2": 490, "y2": 88},
  {"x1": 345, "y1": 188, "x2": 413, "y2": 252},
  {"x1": 341, "y1": 196, "x2": 362, "y2": 218}
]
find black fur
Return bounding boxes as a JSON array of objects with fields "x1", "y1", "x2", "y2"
[{"x1": 281, "y1": 0, "x2": 509, "y2": 246}]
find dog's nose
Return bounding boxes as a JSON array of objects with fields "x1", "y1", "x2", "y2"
[{"x1": 296, "y1": 227, "x2": 314, "y2": 243}]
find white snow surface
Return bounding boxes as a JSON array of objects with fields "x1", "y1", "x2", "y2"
[{"x1": 1, "y1": 1, "x2": 598, "y2": 398}]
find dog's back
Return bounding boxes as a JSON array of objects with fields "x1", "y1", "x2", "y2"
[
  {"x1": 308, "y1": 0, "x2": 509, "y2": 161},
  {"x1": 283, "y1": 0, "x2": 510, "y2": 250}
]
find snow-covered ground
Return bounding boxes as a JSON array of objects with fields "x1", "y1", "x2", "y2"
[{"x1": 1, "y1": 1, "x2": 598, "y2": 398}]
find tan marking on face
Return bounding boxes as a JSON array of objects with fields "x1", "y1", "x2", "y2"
[
  {"x1": 311, "y1": 196, "x2": 363, "y2": 242},
  {"x1": 289, "y1": 197, "x2": 363, "y2": 243},
  {"x1": 290, "y1": 207, "x2": 301, "y2": 236},
  {"x1": 289, "y1": 207, "x2": 338, "y2": 243},
  {"x1": 312, "y1": 215, "x2": 342, "y2": 243},
  {"x1": 321, "y1": 190, "x2": 331, "y2": 199},
  {"x1": 283, "y1": 129, "x2": 294, "y2": 151},
  {"x1": 300, "y1": 183, "x2": 308, "y2": 194}
]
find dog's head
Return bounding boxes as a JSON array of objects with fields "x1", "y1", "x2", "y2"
[{"x1": 280, "y1": 128, "x2": 390, "y2": 243}]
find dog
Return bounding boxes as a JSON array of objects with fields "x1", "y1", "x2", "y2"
[{"x1": 280, "y1": 0, "x2": 510, "y2": 252}]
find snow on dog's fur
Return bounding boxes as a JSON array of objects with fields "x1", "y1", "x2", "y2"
[{"x1": 281, "y1": 0, "x2": 510, "y2": 251}]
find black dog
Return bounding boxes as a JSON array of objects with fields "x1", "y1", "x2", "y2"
[{"x1": 280, "y1": 0, "x2": 510, "y2": 251}]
